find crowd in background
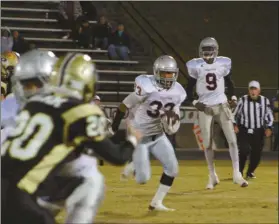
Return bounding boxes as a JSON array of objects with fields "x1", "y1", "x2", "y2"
[
  {"x1": 1, "y1": 28, "x2": 30, "y2": 54},
  {"x1": 57, "y1": 1, "x2": 131, "y2": 61}
]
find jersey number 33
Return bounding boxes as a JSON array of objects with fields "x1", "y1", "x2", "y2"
[{"x1": 147, "y1": 101, "x2": 175, "y2": 118}]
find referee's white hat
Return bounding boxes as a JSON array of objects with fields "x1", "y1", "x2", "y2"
[{"x1": 248, "y1": 80, "x2": 260, "y2": 89}]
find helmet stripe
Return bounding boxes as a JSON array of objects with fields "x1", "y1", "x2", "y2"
[{"x1": 59, "y1": 53, "x2": 77, "y2": 85}]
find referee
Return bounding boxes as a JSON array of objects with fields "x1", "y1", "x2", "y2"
[{"x1": 233, "y1": 81, "x2": 274, "y2": 179}]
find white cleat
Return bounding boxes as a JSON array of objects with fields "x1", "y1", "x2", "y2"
[
  {"x1": 148, "y1": 203, "x2": 175, "y2": 212},
  {"x1": 206, "y1": 173, "x2": 220, "y2": 190},
  {"x1": 233, "y1": 172, "x2": 248, "y2": 187}
]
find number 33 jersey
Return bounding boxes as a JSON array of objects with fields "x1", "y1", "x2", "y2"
[
  {"x1": 186, "y1": 56, "x2": 231, "y2": 106},
  {"x1": 123, "y1": 75, "x2": 186, "y2": 136}
]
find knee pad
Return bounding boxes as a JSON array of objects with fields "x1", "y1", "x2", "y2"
[{"x1": 160, "y1": 173, "x2": 175, "y2": 186}]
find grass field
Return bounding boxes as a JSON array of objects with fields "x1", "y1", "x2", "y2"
[{"x1": 56, "y1": 160, "x2": 278, "y2": 224}]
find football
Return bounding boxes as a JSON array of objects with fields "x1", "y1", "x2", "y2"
[{"x1": 162, "y1": 110, "x2": 179, "y2": 125}]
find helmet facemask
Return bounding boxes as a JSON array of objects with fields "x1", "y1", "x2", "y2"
[
  {"x1": 200, "y1": 46, "x2": 218, "y2": 64},
  {"x1": 155, "y1": 69, "x2": 178, "y2": 89},
  {"x1": 14, "y1": 76, "x2": 50, "y2": 103},
  {"x1": 154, "y1": 69, "x2": 178, "y2": 89}
]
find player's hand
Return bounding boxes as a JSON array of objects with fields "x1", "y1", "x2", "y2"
[
  {"x1": 126, "y1": 120, "x2": 142, "y2": 143},
  {"x1": 265, "y1": 128, "x2": 272, "y2": 137},
  {"x1": 195, "y1": 102, "x2": 206, "y2": 111},
  {"x1": 229, "y1": 100, "x2": 237, "y2": 108},
  {"x1": 234, "y1": 125, "x2": 239, "y2": 133}
]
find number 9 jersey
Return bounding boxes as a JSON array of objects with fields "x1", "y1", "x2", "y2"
[
  {"x1": 186, "y1": 56, "x2": 231, "y2": 106},
  {"x1": 123, "y1": 75, "x2": 186, "y2": 136}
]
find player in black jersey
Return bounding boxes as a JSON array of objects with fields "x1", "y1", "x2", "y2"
[{"x1": 1, "y1": 51, "x2": 142, "y2": 224}]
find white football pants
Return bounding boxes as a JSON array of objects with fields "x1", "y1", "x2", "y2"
[
  {"x1": 132, "y1": 133, "x2": 179, "y2": 184},
  {"x1": 198, "y1": 103, "x2": 237, "y2": 149}
]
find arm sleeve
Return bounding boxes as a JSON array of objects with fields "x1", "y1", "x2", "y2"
[
  {"x1": 185, "y1": 77, "x2": 197, "y2": 102},
  {"x1": 224, "y1": 73, "x2": 235, "y2": 99},
  {"x1": 83, "y1": 138, "x2": 134, "y2": 165},
  {"x1": 233, "y1": 97, "x2": 244, "y2": 125},
  {"x1": 265, "y1": 98, "x2": 274, "y2": 128}
]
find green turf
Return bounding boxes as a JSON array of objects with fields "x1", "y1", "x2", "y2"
[{"x1": 56, "y1": 160, "x2": 278, "y2": 223}]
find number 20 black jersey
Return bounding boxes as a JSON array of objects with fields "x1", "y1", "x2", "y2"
[{"x1": 1, "y1": 93, "x2": 107, "y2": 195}]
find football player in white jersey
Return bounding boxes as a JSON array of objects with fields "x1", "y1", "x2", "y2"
[
  {"x1": 185, "y1": 37, "x2": 248, "y2": 189},
  {"x1": 112, "y1": 55, "x2": 186, "y2": 211}
]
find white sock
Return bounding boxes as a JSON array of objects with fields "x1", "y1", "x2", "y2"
[
  {"x1": 228, "y1": 143, "x2": 240, "y2": 173},
  {"x1": 151, "y1": 184, "x2": 171, "y2": 206},
  {"x1": 204, "y1": 148, "x2": 216, "y2": 175},
  {"x1": 122, "y1": 161, "x2": 135, "y2": 176}
]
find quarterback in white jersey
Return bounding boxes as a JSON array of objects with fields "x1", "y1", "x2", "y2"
[
  {"x1": 186, "y1": 37, "x2": 248, "y2": 189},
  {"x1": 112, "y1": 55, "x2": 186, "y2": 211}
]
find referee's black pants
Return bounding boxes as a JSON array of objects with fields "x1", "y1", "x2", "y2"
[{"x1": 237, "y1": 126, "x2": 265, "y2": 175}]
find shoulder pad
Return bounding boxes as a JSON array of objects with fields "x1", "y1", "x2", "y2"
[
  {"x1": 134, "y1": 74, "x2": 155, "y2": 96},
  {"x1": 186, "y1": 58, "x2": 204, "y2": 79},
  {"x1": 217, "y1": 56, "x2": 231, "y2": 66},
  {"x1": 174, "y1": 82, "x2": 187, "y2": 103},
  {"x1": 62, "y1": 103, "x2": 105, "y2": 124},
  {"x1": 186, "y1": 58, "x2": 204, "y2": 68}
]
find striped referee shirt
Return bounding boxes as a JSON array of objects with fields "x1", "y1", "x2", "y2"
[{"x1": 233, "y1": 95, "x2": 274, "y2": 129}]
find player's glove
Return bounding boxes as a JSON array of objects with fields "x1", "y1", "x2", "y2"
[
  {"x1": 106, "y1": 118, "x2": 115, "y2": 137},
  {"x1": 193, "y1": 100, "x2": 206, "y2": 112}
]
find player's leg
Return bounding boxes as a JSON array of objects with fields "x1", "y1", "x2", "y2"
[
  {"x1": 37, "y1": 176, "x2": 83, "y2": 217},
  {"x1": 237, "y1": 126, "x2": 251, "y2": 175},
  {"x1": 247, "y1": 129, "x2": 265, "y2": 178},
  {"x1": 120, "y1": 159, "x2": 135, "y2": 181},
  {"x1": 148, "y1": 134, "x2": 178, "y2": 211},
  {"x1": 218, "y1": 105, "x2": 248, "y2": 187},
  {"x1": 64, "y1": 169, "x2": 105, "y2": 223},
  {"x1": 5, "y1": 186, "x2": 55, "y2": 224},
  {"x1": 132, "y1": 138, "x2": 152, "y2": 184},
  {"x1": 198, "y1": 111, "x2": 219, "y2": 189}
]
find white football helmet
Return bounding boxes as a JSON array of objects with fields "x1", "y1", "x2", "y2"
[
  {"x1": 199, "y1": 37, "x2": 219, "y2": 63},
  {"x1": 13, "y1": 49, "x2": 58, "y2": 103},
  {"x1": 153, "y1": 55, "x2": 179, "y2": 89}
]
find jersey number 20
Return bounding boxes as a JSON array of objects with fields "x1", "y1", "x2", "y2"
[
  {"x1": 147, "y1": 101, "x2": 175, "y2": 118},
  {"x1": 2, "y1": 111, "x2": 54, "y2": 161},
  {"x1": 206, "y1": 73, "x2": 217, "y2": 91}
]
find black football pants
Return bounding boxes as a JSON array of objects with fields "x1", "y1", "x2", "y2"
[{"x1": 237, "y1": 126, "x2": 265, "y2": 175}]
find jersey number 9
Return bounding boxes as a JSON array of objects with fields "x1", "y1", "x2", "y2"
[{"x1": 206, "y1": 73, "x2": 217, "y2": 91}]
